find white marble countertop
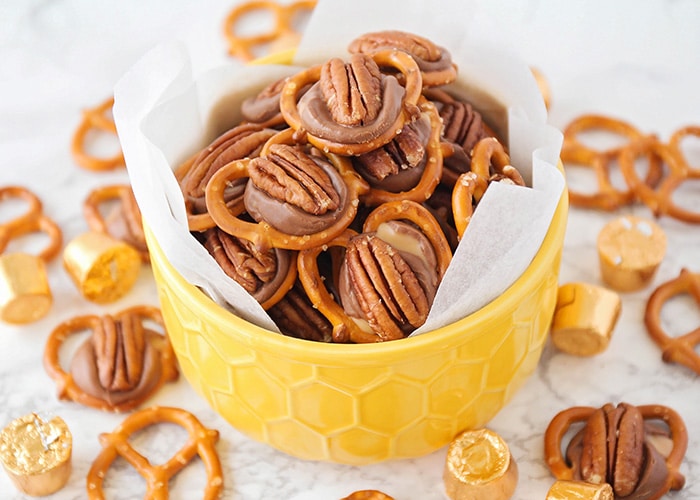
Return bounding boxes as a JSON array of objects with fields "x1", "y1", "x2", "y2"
[{"x1": 1, "y1": 1, "x2": 699, "y2": 498}]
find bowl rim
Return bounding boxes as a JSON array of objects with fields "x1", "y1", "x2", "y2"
[{"x1": 147, "y1": 185, "x2": 567, "y2": 366}]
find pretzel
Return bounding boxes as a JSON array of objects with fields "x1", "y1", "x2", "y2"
[
  {"x1": 205, "y1": 129, "x2": 369, "y2": 251},
  {"x1": 223, "y1": 0, "x2": 317, "y2": 62},
  {"x1": 0, "y1": 212, "x2": 62, "y2": 263},
  {"x1": 644, "y1": 268, "x2": 700, "y2": 374},
  {"x1": 43, "y1": 305, "x2": 179, "y2": 413},
  {"x1": 83, "y1": 184, "x2": 149, "y2": 262},
  {"x1": 298, "y1": 201, "x2": 451, "y2": 343},
  {"x1": 544, "y1": 403, "x2": 687, "y2": 497},
  {"x1": 451, "y1": 171, "x2": 478, "y2": 239},
  {"x1": 619, "y1": 135, "x2": 700, "y2": 223},
  {"x1": 358, "y1": 98, "x2": 443, "y2": 206},
  {"x1": 0, "y1": 186, "x2": 43, "y2": 233},
  {"x1": 561, "y1": 114, "x2": 663, "y2": 210},
  {"x1": 296, "y1": 229, "x2": 379, "y2": 343},
  {"x1": 668, "y1": 125, "x2": 700, "y2": 177},
  {"x1": 530, "y1": 66, "x2": 551, "y2": 111},
  {"x1": 279, "y1": 50, "x2": 423, "y2": 156},
  {"x1": 468, "y1": 136, "x2": 525, "y2": 200},
  {"x1": 86, "y1": 406, "x2": 222, "y2": 500},
  {"x1": 71, "y1": 96, "x2": 125, "y2": 171},
  {"x1": 342, "y1": 491, "x2": 395, "y2": 500}
]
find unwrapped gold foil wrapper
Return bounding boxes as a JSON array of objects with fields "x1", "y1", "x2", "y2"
[
  {"x1": 0, "y1": 413, "x2": 72, "y2": 496},
  {"x1": 550, "y1": 283, "x2": 621, "y2": 356},
  {"x1": 0, "y1": 253, "x2": 52, "y2": 324},
  {"x1": 546, "y1": 480, "x2": 613, "y2": 500},
  {"x1": 444, "y1": 428, "x2": 518, "y2": 500},
  {"x1": 597, "y1": 215, "x2": 666, "y2": 292},
  {"x1": 63, "y1": 231, "x2": 141, "y2": 303}
]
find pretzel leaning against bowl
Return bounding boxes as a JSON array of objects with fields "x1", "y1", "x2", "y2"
[
  {"x1": 298, "y1": 200, "x2": 451, "y2": 343},
  {"x1": 43, "y1": 305, "x2": 179, "y2": 413},
  {"x1": 205, "y1": 128, "x2": 369, "y2": 251}
]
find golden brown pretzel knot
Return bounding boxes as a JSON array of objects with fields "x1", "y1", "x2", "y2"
[
  {"x1": 0, "y1": 186, "x2": 43, "y2": 233},
  {"x1": 71, "y1": 96, "x2": 125, "y2": 172},
  {"x1": 359, "y1": 98, "x2": 443, "y2": 206},
  {"x1": 86, "y1": 406, "x2": 223, "y2": 500},
  {"x1": 620, "y1": 134, "x2": 700, "y2": 224},
  {"x1": 205, "y1": 128, "x2": 369, "y2": 251},
  {"x1": 43, "y1": 305, "x2": 179, "y2": 413},
  {"x1": 83, "y1": 184, "x2": 149, "y2": 262},
  {"x1": 0, "y1": 212, "x2": 62, "y2": 263},
  {"x1": 223, "y1": 0, "x2": 317, "y2": 62},
  {"x1": 668, "y1": 125, "x2": 700, "y2": 177},
  {"x1": 644, "y1": 268, "x2": 700, "y2": 374},
  {"x1": 561, "y1": 114, "x2": 662, "y2": 211},
  {"x1": 544, "y1": 403, "x2": 687, "y2": 497},
  {"x1": 297, "y1": 201, "x2": 451, "y2": 343},
  {"x1": 279, "y1": 49, "x2": 423, "y2": 156}
]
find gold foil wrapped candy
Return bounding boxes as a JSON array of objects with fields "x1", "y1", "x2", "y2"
[
  {"x1": 443, "y1": 428, "x2": 518, "y2": 500},
  {"x1": 550, "y1": 282, "x2": 622, "y2": 356},
  {"x1": 63, "y1": 231, "x2": 141, "y2": 303},
  {"x1": 0, "y1": 413, "x2": 72, "y2": 496},
  {"x1": 546, "y1": 480, "x2": 613, "y2": 500},
  {"x1": 597, "y1": 215, "x2": 666, "y2": 292}
]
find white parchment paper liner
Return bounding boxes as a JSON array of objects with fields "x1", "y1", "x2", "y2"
[{"x1": 113, "y1": 0, "x2": 564, "y2": 337}]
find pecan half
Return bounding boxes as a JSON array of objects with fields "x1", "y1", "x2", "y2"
[
  {"x1": 320, "y1": 54, "x2": 383, "y2": 127},
  {"x1": 180, "y1": 124, "x2": 276, "y2": 214},
  {"x1": 341, "y1": 231, "x2": 432, "y2": 340},
  {"x1": 93, "y1": 313, "x2": 147, "y2": 392},
  {"x1": 203, "y1": 227, "x2": 292, "y2": 305},
  {"x1": 353, "y1": 113, "x2": 430, "y2": 187},
  {"x1": 268, "y1": 281, "x2": 333, "y2": 342},
  {"x1": 247, "y1": 143, "x2": 341, "y2": 215}
]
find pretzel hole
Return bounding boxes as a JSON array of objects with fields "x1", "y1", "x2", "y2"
[
  {"x1": 561, "y1": 159, "x2": 604, "y2": 196},
  {"x1": 675, "y1": 134, "x2": 700, "y2": 170},
  {"x1": 128, "y1": 421, "x2": 191, "y2": 465},
  {"x1": 0, "y1": 196, "x2": 32, "y2": 226},
  {"x1": 2, "y1": 230, "x2": 51, "y2": 257},
  {"x1": 574, "y1": 129, "x2": 634, "y2": 153},
  {"x1": 100, "y1": 455, "x2": 148, "y2": 497},
  {"x1": 81, "y1": 127, "x2": 122, "y2": 160},
  {"x1": 670, "y1": 178, "x2": 700, "y2": 213},
  {"x1": 658, "y1": 292, "x2": 700, "y2": 343}
]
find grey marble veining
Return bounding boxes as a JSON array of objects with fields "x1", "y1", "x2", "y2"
[{"x1": 1, "y1": 0, "x2": 699, "y2": 498}]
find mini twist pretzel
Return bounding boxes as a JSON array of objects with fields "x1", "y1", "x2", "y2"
[
  {"x1": 619, "y1": 136, "x2": 700, "y2": 223},
  {"x1": 0, "y1": 186, "x2": 43, "y2": 233},
  {"x1": 296, "y1": 229, "x2": 380, "y2": 343},
  {"x1": 544, "y1": 403, "x2": 687, "y2": 496},
  {"x1": 0, "y1": 212, "x2": 62, "y2": 263},
  {"x1": 359, "y1": 98, "x2": 443, "y2": 206},
  {"x1": 561, "y1": 114, "x2": 663, "y2": 210},
  {"x1": 668, "y1": 125, "x2": 700, "y2": 177},
  {"x1": 279, "y1": 49, "x2": 423, "y2": 156},
  {"x1": 71, "y1": 96, "x2": 125, "y2": 172},
  {"x1": 84, "y1": 184, "x2": 148, "y2": 262},
  {"x1": 43, "y1": 305, "x2": 179, "y2": 413},
  {"x1": 644, "y1": 268, "x2": 700, "y2": 374},
  {"x1": 205, "y1": 129, "x2": 369, "y2": 251},
  {"x1": 468, "y1": 137, "x2": 525, "y2": 201},
  {"x1": 86, "y1": 406, "x2": 222, "y2": 500},
  {"x1": 223, "y1": 0, "x2": 317, "y2": 62}
]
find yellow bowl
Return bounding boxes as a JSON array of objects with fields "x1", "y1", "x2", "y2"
[{"x1": 147, "y1": 191, "x2": 567, "y2": 465}]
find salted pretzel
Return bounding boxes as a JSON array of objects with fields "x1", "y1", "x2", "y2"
[
  {"x1": 451, "y1": 171, "x2": 478, "y2": 239},
  {"x1": 668, "y1": 125, "x2": 700, "y2": 177},
  {"x1": 71, "y1": 96, "x2": 125, "y2": 172},
  {"x1": 0, "y1": 212, "x2": 62, "y2": 263},
  {"x1": 205, "y1": 128, "x2": 369, "y2": 251},
  {"x1": 561, "y1": 114, "x2": 663, "y2": 210},
  {"x1": 86, "y1": 406, "x2": 222, "y2": 500},
  {"x1": 342, "y1": 491, "x2": 395, "y2": 500},
  {"x1": 468, "y1": 136, "x2": 525, "y2": 201},
  {"x1": 544, "y1": 402, "x2": 687, "y2": 499},
  {"x1": 644, "y1": 268, "x2": 700, "y2": 375},
  {"x1": 358, "y1": 98, "x2": 443, "y2": 206},
  {"x1": 223, "y1": 0, "x2": 317, "y2": 62},
  {"x1": 279, "y1": 50, "x2": 423, "y2": 156},
  {"x1": 0, "y1": 186, "x2": 43, "y2": 233},
  {"x1": 298, "y1": 201, "x2": 451, "y2": 343},
  {"x1": 43, "y1": 305, "x2": 179, "y2": 413},
  {"x1": 619, "y1": 135, "x2": 700, "y2": 223},
  {"x1": 84, "y1": 184, "x2": 148, "y2": 262}
]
